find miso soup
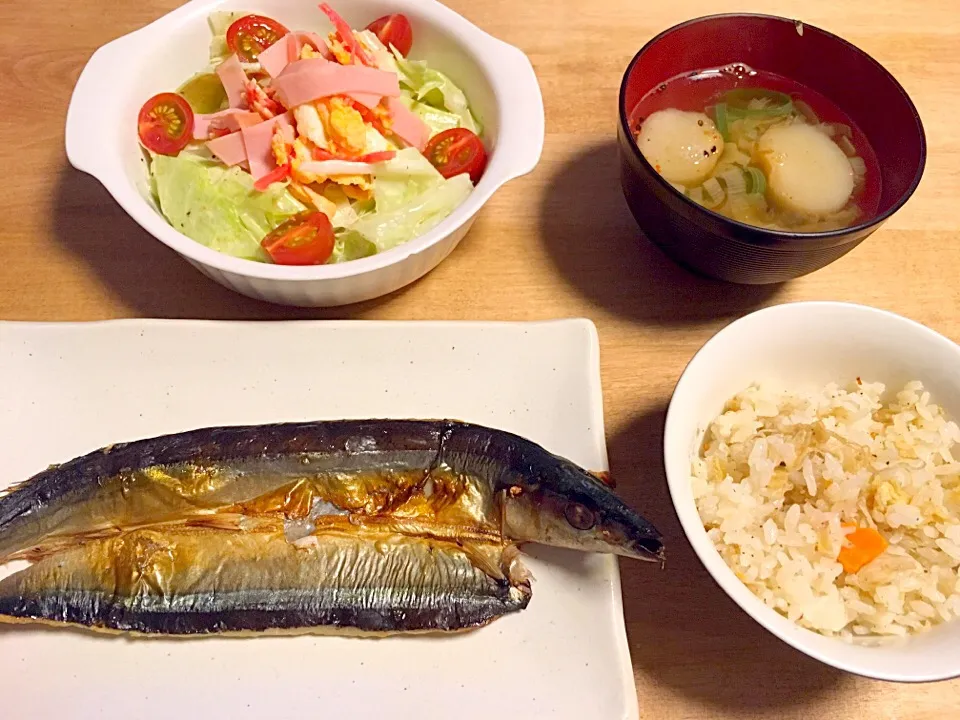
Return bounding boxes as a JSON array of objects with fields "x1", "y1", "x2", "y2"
[{"x1": 630, "y1": 64, "x2": 881, "y2": 232}]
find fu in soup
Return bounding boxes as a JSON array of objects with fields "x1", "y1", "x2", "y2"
[{"x1": 630, "y1": 65, "x2": 881, "y2": 232}]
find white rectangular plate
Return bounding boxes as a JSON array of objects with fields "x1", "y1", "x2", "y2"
[{"x1": 0, "y1": 319, "x2": 638, "y2": 720}]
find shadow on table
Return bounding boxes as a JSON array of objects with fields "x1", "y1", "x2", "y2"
[
  {"x1": 538, "y1": 140, "x2": 784, "y2": 326},
  {"x1": 52, "y1": 165, "x2": 409, "y2": 319},
  {"x1": 608, "y1": 407, "x2": 850, "y2": 710}
]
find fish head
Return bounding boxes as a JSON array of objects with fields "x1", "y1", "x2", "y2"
[{"x1": 499, "y1": 464, "x2": 664, "y2": 563}]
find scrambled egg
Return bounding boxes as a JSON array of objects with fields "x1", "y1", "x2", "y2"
[
  {"x1": 293, "y1": 104, "x2": 328, "y2": 149},
  {"x1": 299, "y1": 44, "x2": 325, "y2": 60},
  {"x1": 322, "y1": 98, "x2": 368, "y2": 155},
  {"x1": 326, "y1": 32, "x2": 353, "y2": 65},
  {"x1": 288, "y1": 182, "x2": 337, "y2": 218},
  {"x1": 287, "y1": 99, "x2": 376, "y2": 198},
  {"x1": 871, "y1": 480, "x2": 908, "y2": 514},
  {"x1": 271, "y1": 126, "x2": 291, "y2": 167}
]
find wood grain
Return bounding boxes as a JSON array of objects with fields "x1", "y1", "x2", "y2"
[{"x1": 2, "y1": 0, "x2": 960, "y2": 716}]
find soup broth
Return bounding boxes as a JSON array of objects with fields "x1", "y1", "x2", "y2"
[{"x1": 630, "y1": 64, "x2": 881, "y2": 232}]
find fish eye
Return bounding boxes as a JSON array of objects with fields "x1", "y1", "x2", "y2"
[{"x1": 564, "y1": 502, "x2": 596, "y2": 531}]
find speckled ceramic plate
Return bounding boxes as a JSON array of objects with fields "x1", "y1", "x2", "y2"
[{"x1": 0, "y1": 319, "x2": 638, "y2": 720}]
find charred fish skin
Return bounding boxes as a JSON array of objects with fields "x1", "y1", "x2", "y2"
[{"x1": 0, "y1": 420, "x2": 664, "y2": 564}]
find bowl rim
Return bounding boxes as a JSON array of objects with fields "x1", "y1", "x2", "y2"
[
  {"x1": 618, "y1": 12, "x2": 927, "y2": 244},
  {"x1": 65, "y1": 0, "x2": 545, "y2": 283},
  {"x1": 663, "y1": 300, "x2": 960, "y2": 682}
]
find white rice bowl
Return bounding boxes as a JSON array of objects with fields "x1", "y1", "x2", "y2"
[{"x1": 693, "y1": 380, "x2": 960, "y2": 640}]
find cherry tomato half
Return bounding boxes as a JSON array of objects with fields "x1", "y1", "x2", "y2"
[
  {"x1": 261, "y1": 212, "x2": 335, "y2": 266},
  {"x1": 137, "y1": 92, "x2": 195, "y2": 156},
  {"x1": 423, "y1": 128, "x2": 487, "y2": 184},
  {"x1": 226, "y1": 14, "x2": 290, "y2": 62},
  {"x1": 366, "y1": 13, "x2": 413, "y2": 57}
]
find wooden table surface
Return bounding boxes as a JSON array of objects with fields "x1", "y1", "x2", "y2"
[{"x1": 2, "y1": 0, "x2": 959, "y2": 716}]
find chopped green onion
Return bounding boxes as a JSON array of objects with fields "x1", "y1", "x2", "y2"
[
  {"x1": 744, "y1": 166, "x2": 767, "y2": 195},
  {"x1": 713, "y1": 102, "x2": 729, "y2": 140},
  {"x1": 722, "y1": 88, "x2": 794, "y2": 117},
  {"x1": 718, "y1": 168, "x2": 746, "y2": 195},
  {"x1": 702, "y1": 177, "x2": 725, "y2": 208}
]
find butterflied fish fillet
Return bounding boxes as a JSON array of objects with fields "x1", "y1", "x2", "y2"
[
  {"x1": 0, "y1": 528, "x2": 529, "y2": 635},
  {"x1": 0, "y1": 420, "x2": 663, "y2": 635}
]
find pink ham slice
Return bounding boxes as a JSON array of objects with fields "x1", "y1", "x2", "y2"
[
  {"x1": 193, "y1": 109, "x2": 262, "y2": 140},
  {"x1": 385, "y1": 97, "x2": 431, "y2": 151},
  {"x1": 258, "y1": 36, "x2": 295, "y2": 78},
  {"x1": 206, "y1": 132, "x2": 247, "y2": 167},
  {"x1": 258, "y1": 31, "x2": 334, "y2": 78},
  {"x1": 216, "y1": 55, "x2": 248, "y2": 108},
  {"x1": 296, "y1": 31, "x2": 333, "y2": 58},
  {"x1": 241, "y1": 112, "x2": 294, "y2": 180},
  {"x1": 348, "y1": 92, "x2": 381, "y2": 109},
  {"x1": 273, "y1": 59, "x2": 400, "y2": 109}
]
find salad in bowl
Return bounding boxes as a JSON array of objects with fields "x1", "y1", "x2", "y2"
[{"x1": 138, "y1": 3, "x2": 486, "y2": 266}]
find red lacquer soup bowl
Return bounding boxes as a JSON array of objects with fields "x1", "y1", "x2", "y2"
[{"x1": 618, "y1": 14, "x2": 925, "y2": 285}]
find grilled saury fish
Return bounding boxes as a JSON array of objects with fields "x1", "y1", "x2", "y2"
[{"x1": 0, "y1": 420, "x2": 663, "y2": 635}]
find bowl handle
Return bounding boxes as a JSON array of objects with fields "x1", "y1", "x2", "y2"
[
  {"x1": 65, "y1": 42, "x2": 128, "y2": 176},
  {"x1": 486, "y1": 41, "x2": 545, "y2": 181}
]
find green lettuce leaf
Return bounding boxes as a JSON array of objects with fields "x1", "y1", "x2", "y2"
[
  {"x1": 391, "y1": 52, "x2": 482, "y2": 135},
  {"x1": 329, "y1": 229, "x2": 377, "y2": 263},
  {"x1": 372, "y1": 147, "x2": 446, "y2": 213},
  {"x1": 151, "y1": 152, "x2": 306, "y2": 262},
  {"x1": 351, "y1": 173, "x2": 472, "y2": 251},
  {"x1": 398, "y1": 92, "x2": 462, "y2": 137},
  {"x1": 208, "y1": 11, "x2": 245, "y2": 65}
]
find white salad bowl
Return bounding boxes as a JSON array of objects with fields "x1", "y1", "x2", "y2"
[
  {"x1": 65, "y1": 0, "x2": 544, "y2": 307},
  {"x1": 664, "y1": 301, "x2": 960, "y2": 681}
]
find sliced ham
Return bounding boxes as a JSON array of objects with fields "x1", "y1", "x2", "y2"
[
  {"x1": 385, "y1": 97, "x2": 431, "y2": 151},
  {"x1": 259, "y1": 31, "x2": 333, "y2": 78},
  {"x1": 206, "y1": 132, "x2": 247, "y2": 167},
  {"x1": 241, "y1": 112, "x2": 294, "y2": 180},
  {"x1": 273, "y1": 60, "x2": 400, "y2": 109},
  {"x1": 297, "y1": 31, "x2": 332, "y2": 58},
  {"x1": 216, "y1": 55, "x2": 248, "y2": 108},
  {"x1": 193, "y1": 109, "x2": 263, "y2": 140},
  {"x1": 298, "y1": 160, "x2": 375, "y2": 176},
  {"x1": 258, "y1": 35, "x2": 297, "y2": 78},
  {"x1": 347, "y1": 92, "x2": 381, "y2": 109}
]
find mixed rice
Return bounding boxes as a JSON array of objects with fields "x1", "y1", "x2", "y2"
[{"x1": 692, "y1": 380, "x2": 960, "y2": 639}]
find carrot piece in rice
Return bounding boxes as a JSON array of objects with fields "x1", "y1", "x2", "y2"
[{"x1": 838, "y1": 524, "x2": 889, "y2": 573}]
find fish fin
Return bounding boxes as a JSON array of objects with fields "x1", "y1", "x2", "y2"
[
  {"x1": 455, "y1": 542, "x2": 506, "y2": 581},
  {"x1": 503, "y1": 544, "x2": 534, "y2": 584}
]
